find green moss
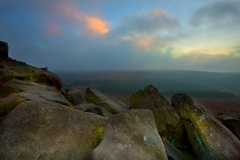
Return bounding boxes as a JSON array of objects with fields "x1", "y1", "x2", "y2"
[
  {"x1": 181, "y1": 150, "x2": 199, "y2": 160},
  {"x1": 0, "y1": 86, "x2": 23, "y2": 98},
  {"x1": 93, "y1": 126, "x2": 104, "y2": 146},
  {"x1": 0, "y1": 97, "x2": 26, "y2": 117},
  {"x1": 7, "y1": 73, "x2": 16, "y2": 79}
]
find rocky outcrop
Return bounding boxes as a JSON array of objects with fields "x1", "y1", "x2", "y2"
[
  {"x1": 0, "y1": 41, "x2": 8, "y2": 58},
  {"x1": 217, "y1": 111, "x2": 240, "y2": 140},
  {"x1": 85, "y1": 106, "x2": 113, "y2": 117},
  {"x1": 172, "y1": 93, "x2": 240, "y2": 160},
  {"x1": 19, "y1": 91, "x2": 70, "y2": 106},
  {"x1": 0, "y1": 101, "x2": 107, "y2": 160},
  {"x1": 92, "y1": 109, "x2": 168, "y2": 160},
  {"x1": 130, "y1": 85, "x2": 187, "y2": 146},
  {"x1": 0, "y1": 52, "x2": 62, "y2": 89},
  {"x1": 85, "y1": 88, "x2": 129, "y2": 114},
  {"x1": 64, "y1": 87, "x2": 86, "y2": 105}
]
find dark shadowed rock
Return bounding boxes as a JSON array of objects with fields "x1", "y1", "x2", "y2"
[
  {"x1": 85, "y1": 106, "x2": 113, "y2": 117},
  {"x1": 163, "y1": 141, "x2": 184, "y2": 160},
  {"x1": 130, "y1": 85, "x2": 187, "y2": 146},
  {"x1": 0, "y1": 101, "x2": 107, "y2": 160},
  {"x1": 74, "y1": 103, "x2": 97, "y2": 111},
  {"x1": 217, "y1": 111, "x2": 240, "y2": 140},
  {"x1": 19, "y1": 91, "x2": 70, "y2": 106},
  {"x1": 172, "y1": 93, "x2": 240, "y2": 160},
  {"x1": 92, "y1": 109, "x2": 168, "y2": 160},
  {"x1": 64, "y1": 87, "x2": 86, "y2": 105},
  {"x1": 0, "y1": 41, "x2": 8, "y2": 58},
  {"x1": 85, "y1": 88, "x2": 129, "y2": 114}
]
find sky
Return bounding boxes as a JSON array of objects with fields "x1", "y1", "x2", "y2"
[{"x1": 0, "y1": 0, "x2": 240, "y2": 72}]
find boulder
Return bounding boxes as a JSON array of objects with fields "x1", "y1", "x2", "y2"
[
  {"x1": 130, "y1": 85, "x2": 187, "y2": 146},
  {"x1": 0, "y1": 41, "x2": 8, "y2": 58},
  {"x1": 217, "y1": 111, "x2": 240, "y2": 140},
  {"x1": 64, "y1": 87, "x2": 86, "y2": 105},
  {"x1": 0, "y1": 101, "x2": 107, "y2": 160},
  {"x1": 85, "y1": 88, "x2": 129, "y2": 114},
  {"x1": 74, "y1": 103, "x2": 113, "y2": 117},
  {"x1": 85, "y1": 106, "x2": 113, "y2": 117},
  {"x1": 172, "y1": 93, "x2": 240, "y2": 160},
  {"x1": 74, "y1": 103, "x2": 97, "y2": 111},
  {"x1": 163, "y1": 141, "x2": 184, "y2": 160},
  {"x1": 19, "y1": 91, "x2": 70, "y2": 106},
  {"x1": 92, "y1": 109, "x2": 168, "y2": 160}
]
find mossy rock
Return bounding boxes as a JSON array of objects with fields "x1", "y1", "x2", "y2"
[{"x1": 93, "y1": 126, "x2": 104, "y2": 146}]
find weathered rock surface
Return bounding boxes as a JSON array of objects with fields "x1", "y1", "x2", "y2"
[
  {"x1": 163, "y1": 141, "x2": 184, "y2": 160},
  {"x1": 0, "y1": 41, "x2": 8, "y2": 58},
  {"x1": 85, "y1": 106, "x2": 113, "y2": 117},
  {"x1": 92, "y1": 109, "x2": 168, "y2": 160},
  {"x1": 217, "y1": 111, "x2": 240, "y2": 140},
  {"x1": 172, "y1": 93, "x2": 240, "y2": 160},
  {"x1": 74, "y1": 103, "x2": 97, "y2": 111},
  {"x1": 1, "y1": 79, "x2": 54, "y2": 92},
  {"x1": 130, "y1": 85, "x2": 187, "y2": 146},
  {"x1": 85, "y1": 88, "x2": 129, "y2": 114},
  {"x1": 64, "y1": 87, "x2": 86, "y2": 105},
  {"x1": 0, "y1": 101, "x2": 107, "y2": 160},
  {"x1": 19, "y1": 91, "x2": 69, "y2": 106}
]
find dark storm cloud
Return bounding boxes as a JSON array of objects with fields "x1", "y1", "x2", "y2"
[{"x1": 190, "y1": 1, "x2": 240, "y2": 27}]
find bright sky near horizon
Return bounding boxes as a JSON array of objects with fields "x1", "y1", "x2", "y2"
[{"x1": 1, "y1": 0, "x2": 240, "y2": 72}]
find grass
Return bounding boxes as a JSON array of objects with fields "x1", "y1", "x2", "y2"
[
  {"x1": 0, "y1": 96, "x2": 26, "y2": 117},
  {"x1": 0, "y1": 86, "x2": 23, "y2": 98}
]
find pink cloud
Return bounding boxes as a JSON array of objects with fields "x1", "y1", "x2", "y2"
[{"x1": 57, "y1": 4, "x2": 109, "y2": 35}]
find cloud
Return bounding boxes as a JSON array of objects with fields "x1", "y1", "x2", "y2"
[
  {"x1": 116, "y1": 8, "x2": 179, "y2": 35},
  {"x1": 190, "y1": 1, "x2": 240, "y2": 27},
  {"x1": 57, "y1": 4, "x2": 110, "y2": 35}
]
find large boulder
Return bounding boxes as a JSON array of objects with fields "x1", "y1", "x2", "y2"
[
  {"x1": 0, "y1": 41, "x2": 8, "y2": 58},
  {"x1": 217, "y1": 111, "x2": 240, "y2": 140},
  {"x1": 130, "y1": 85, "x2": 187, "y2": 146},
  {"x1": 64, "y1": 87, "x2": 86, "y2": 105},
  {"x1": 172, "y1": 93, "x2": 240, "y2": 160},
  {"x1": 85, "y1": 88, "x2": 129, "y2": 114},
  {"x1": 0, "y1": 101, "x2": 107, "y2": 160},
  {"x1": 92, "y1": 109, "x2": 168, "y2": 160},
  {"x1": 19, "y1": 91, "x2": 70, "y2": 106}
]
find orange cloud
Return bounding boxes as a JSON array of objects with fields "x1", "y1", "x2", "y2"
[{"x1": 57, "y1": 4, "x2": 109, "y2": 35}]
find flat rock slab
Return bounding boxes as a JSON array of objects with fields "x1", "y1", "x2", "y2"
[
  {"x1": 86, "y1": 88, "x2": 129, "y2": 114},
  {"x1": 85, "y1": 106, "x2": 113, "y2": 117},
  {"x1": 172, "y1": 93, "x2": 240, "y2": 160},
  {"x1": 2, "y1": 79, "x2": 54, "y2": 91},
  {"x1": 0, "y1": 101, "x2": 107, "y2": 160},
  {"x1": 92, "y1": 109, "x2": 168, "y2": 160},
  {"x1": 19, "y1": 91, "x2": 69, "y2": 106}
]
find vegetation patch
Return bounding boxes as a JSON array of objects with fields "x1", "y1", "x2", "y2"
[
  {"x1": 93, "y1": 126, "x2": 104, "y2": 146},
  {"x1": 0, "y1": 96, "x2": 26, "y2": 117},
  {"x1": 0, "y1": 86, "x2": 23, "y2": 98}
]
